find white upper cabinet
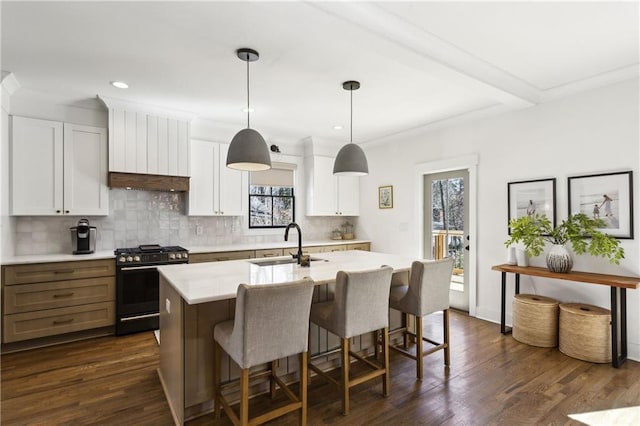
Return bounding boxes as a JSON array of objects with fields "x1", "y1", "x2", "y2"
[
  {"x1": 187, "y1": 139, "x2": 245, "y2": 216},
  {"x1": 11, "y1": 116, "x2": 108, "y2": 216},
  {"x1": 108, "y1": 107, "x2": 190, "y2": 177},
  {"x1": 305, "y1": 155, "x2": 359, "y2": 216}
]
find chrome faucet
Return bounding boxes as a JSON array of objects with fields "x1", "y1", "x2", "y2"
[{"x1": 284, "y1": 222, "x2": 303, "y2": 264}]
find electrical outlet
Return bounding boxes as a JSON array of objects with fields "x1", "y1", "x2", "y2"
[
  {"x1": 165, "y1": 298, "x2": 171, "y2": 314},
  {"x1": 196, "y1": 225, "x2": 203, "y2": 235}
]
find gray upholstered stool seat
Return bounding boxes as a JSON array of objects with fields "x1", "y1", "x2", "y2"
[
  {"x1": 213, "y1": 279, "x2": 315, "y2": 426},
  {"x1": 308, "y1": 266, "x2": 393, "y2": 415},
  {"x1": 388, "y1": 258, "x2": 454, "y2": 379}
]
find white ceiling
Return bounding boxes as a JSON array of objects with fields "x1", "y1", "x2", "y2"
[{"x1": 2, "y1": 1, "x2": 638, "y2": 146}]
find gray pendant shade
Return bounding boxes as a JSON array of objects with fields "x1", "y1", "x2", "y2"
[
  {"x1": 226, "y1": 47, "x2": 272, "y2": 171},
  {"x1": 333, "y1": 80, "x2": 368, "y2": 176},
  {"x1": 333, "y1": 143, "x2": 369, "y2": 176},
  {"x1": 226, "y1": 128, "x2": 272, "y2": 171}
]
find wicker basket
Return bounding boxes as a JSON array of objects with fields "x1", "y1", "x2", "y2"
[
  {"x1": 559, "y1": 303, "x2": 611, "y2": 363},
  {"x1": 512, "y1": 294, "x2": 559, "y2": 347}
]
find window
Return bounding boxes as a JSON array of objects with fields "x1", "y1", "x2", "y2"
[{"x1": 249, "y1": 164, "x2": 295, "y2": 228}]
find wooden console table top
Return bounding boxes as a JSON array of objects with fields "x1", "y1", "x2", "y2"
[{"x1": 491, "y1": 264, "x2": 640, "y2": 290}]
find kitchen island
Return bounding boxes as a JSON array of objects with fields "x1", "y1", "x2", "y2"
[{"x1": 157, "y1": 250, "x2": 415, "y2": 424}]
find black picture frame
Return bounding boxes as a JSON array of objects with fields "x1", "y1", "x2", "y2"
[
  {"x1": 507, "y1": 178, "x2": 556, "y2": 234},
  {"x1": 568, "y1": 171, "x2": 634, "y2": 239}
]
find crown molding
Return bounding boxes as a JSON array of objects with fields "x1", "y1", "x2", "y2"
[{"x1": 97, "y1": 95, "x2": 198, "y2": 121}]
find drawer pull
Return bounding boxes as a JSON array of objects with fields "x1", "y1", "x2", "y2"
[
  {"x1": 263, "y1": 253, "x2": 276, "y2": 257},
  {"x1": 53, "y1": 292, "x2": 75, "y2": 298},
  {"x1": 54, "y1": 270, "x2": 74, "y2": 274},
  {"x1": 53, "y1": 318, "x2": 74, "y2": 325}
]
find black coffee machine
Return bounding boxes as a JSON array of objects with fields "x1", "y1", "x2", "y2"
[{"x1": 70, "y1": 218, "x2": 97, "y2": 254}]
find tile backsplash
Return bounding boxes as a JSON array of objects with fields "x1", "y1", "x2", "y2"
[{"x1": 14, "y1": 189, "x2": 355, "y2": 255}]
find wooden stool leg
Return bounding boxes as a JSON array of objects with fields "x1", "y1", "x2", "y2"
[
  {"x1": 240, "y1": 368, "x2": 249, "y2": 426},
  {"x1": 416, "y1": 316, "x2": 424, "y2": 380},
  {"x1": 300, "y1": 351, "x2": 308, "y2": 426},
  {"x1": 341, "y1": 337, "x2": 350, "y2": 415},
  {"x1": 214, "y1": 341, "x2": 222, "y2": 419},
  {"x1": 382, "y1": 327, "x2": 390, "y2": 397},
  {"x1": 443, "y1": 309, "x2": 451, "y2": 366},
  {"x1": 403, "y1": 312, "x2": 410, "y2": 348},
  {"x1": 270, "y1": 360, "x2": 278, "y2": 399}
]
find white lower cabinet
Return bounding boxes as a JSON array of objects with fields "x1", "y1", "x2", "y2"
[
  {"x1": 187, "y1": 139, "x2": 246, "y2": 216},
  {"x1": 10, "y1": 116, "x2": 108, "y2": 216}
]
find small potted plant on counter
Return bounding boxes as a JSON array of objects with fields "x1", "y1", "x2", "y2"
[{"x1": 505, "y1": 213, "x2": 624, "y2": 273}]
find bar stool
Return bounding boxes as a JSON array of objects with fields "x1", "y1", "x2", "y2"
[
  {"x1": 308, "y1": 266, "x2": 393, "y2": 415},
  {"x1": 213, "y1": 278, "x2": 315, "y2": 426},
  {"x1": 388, "y1": 258, "x2": 454, "y2": 379}
]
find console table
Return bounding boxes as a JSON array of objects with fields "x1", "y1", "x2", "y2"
[{"x1": 492, "y1": 264, "x2": 640, "y2": 368}]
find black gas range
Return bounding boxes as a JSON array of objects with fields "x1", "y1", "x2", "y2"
[{"x1": 114, "y1": 244, "x2": 189, "y2": 335}]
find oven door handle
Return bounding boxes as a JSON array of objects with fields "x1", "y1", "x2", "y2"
[
  {"x1": 120, "y1": 312, "x2": 160, "y2": 322},
  {"x1": 119, "y1": 265, "x2": 159, "y2": 271}
]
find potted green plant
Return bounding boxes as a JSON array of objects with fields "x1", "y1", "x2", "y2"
[{"x1": 505, "y1": 213, "x2": 624, "y2": 272}]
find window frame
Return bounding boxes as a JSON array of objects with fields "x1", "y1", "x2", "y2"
[{"x1": 248, "y1": 185, "x2": 295, "y2": 229}]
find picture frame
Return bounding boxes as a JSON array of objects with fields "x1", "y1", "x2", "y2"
[
  {"x1": 568, "y1": 171, "x2": 634, "y2": 239},
  {"x1": 507, "y1": 178, "x2": 556, "y2": 234},
  {"x1": 378, "y1": 185, "x2": 393, "y2": 209}
]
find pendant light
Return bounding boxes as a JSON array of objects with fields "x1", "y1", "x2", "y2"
[
  {"x1": 226, "y1": 48, "x2": 272, "y2": 171},
  {"x1": 333, "y1": 80, "x2": 369, "y2": 176}
]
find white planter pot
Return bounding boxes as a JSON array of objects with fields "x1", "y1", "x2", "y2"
[
  {"x1": 546, "y1": 244, "x2": 573, "y2": 273},
  {"x1": 515, "y1": 249, "x2": 529, "y2": 267},
  {"x1": 506, "y1": 247, "x2": 517, "y2": 265}
]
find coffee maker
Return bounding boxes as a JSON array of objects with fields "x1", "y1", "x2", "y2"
[{"x1": 70, "y1": 218, "x2": 97, "y2": 254}]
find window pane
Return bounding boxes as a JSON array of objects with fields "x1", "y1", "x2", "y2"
[
  {"x1": 272, "y1": 186, "x2": 293, "y2": 196},
  {"x1": 273, "y1": 197, "x2": 293, "y2": 226},
  {"x1": 250, "y1": 196, "x2": 272, "y2": 227},
  {"x1": 250, "y1": 186, "x2": 270, "y2": 195}
]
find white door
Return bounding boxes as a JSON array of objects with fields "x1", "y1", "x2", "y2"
[
  {"x1": 337, "y1": 175, "x2": 359, "y2": 216},
  {"x1": 63, "y1": 123, "x2": 109, "y2": 216},
  {"x1": 424, "y1": 169, "x2": 469, "y2": 311},
  {"x1": 217, "y1": 143, "x2": 245, "y2": 216}
]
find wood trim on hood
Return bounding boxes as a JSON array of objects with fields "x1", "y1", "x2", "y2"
[{"x1": 108, "y1": 172, "x2": 190, "y2": 192}]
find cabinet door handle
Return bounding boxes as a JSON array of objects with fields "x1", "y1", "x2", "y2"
[
  {"x1": 220, "y1": 211, "x2": 224, "y2": 215},
  {"x1": 54, "y1": 270, "x2": 74, "y2": 274},
  {"x1": 53, "y1": 318, "x2": 74, "y2": 325},
  {"x1": 56, "y1": 210, "x2": 61, "y2": 214},
  {"x1": 65, "y1": 210, "x2": 70, "y2": 214},
  {"x1": 53, "y1": 292, "x2": 74, "y2": 298}
]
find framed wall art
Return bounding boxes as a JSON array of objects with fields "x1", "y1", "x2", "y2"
[
  {"x1": 568, "y1": 171, "x2": 633, "y2": 239},
  {"x1": 507, "y1": 178, "x2": 556, "y2": 234},
  {"x1": 378, "y1": 185, "x2": 393, "y2": 209}
]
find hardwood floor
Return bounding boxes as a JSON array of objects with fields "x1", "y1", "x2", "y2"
[{"x1": 2, "y1": 311, "x2": 639, "y2": 425}]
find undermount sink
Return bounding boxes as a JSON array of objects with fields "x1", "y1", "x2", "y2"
[{"x1": 249, "y1": 257, "x2": 327, "y2": 267}]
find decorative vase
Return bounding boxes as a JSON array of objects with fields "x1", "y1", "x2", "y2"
[
  {"x1": 515, "y1": 249, "x2": 529, "y2": 267},
  {"x1": 506, "y1": 247, "x2": 517, "y2": 265},
  {"x1": 546, "y1": 244, "x2": 573, "y2": 273}
]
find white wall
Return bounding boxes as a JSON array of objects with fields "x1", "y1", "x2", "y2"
[
  {"x1": 1, "y1": 83, "x2": 15, "y2": 257},
  {"x1": 359, "y1": 79, "x2": 640, "y2": 359}
]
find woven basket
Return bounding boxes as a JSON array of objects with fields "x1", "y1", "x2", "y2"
[
  {"x1": 512, "y1": 294, "x2": 559, "y2": 347},
  {"x1": 559, "y1": 303, "x2": 611, "y2": 363}
]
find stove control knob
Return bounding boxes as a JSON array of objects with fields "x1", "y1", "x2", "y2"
[
  {"x1": 119, "y1": 256, "x2": 126, "y2": 263},
  {"x1": 182, "y1": 253, "x2": 188, "y2": 259},
  {"x1": 169, "y1": 253, "x2": 176, "y2": 260},
  {"x1": 175, "y1": 253, "x2": 182, "y2": 259},
  {"x1": 126, "y1": 256, "x2": 133, "y2": 262},
  {"x1": 133, "y1": 256, "x2": 141, "y2": 262}
]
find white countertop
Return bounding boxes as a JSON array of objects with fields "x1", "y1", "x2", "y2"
[
  {"x1": 1, "y1": 240, "x2": 369, "y2": 265},
  {"x1": 158, "y1": 250, "x2": 415, "y2": 305}
]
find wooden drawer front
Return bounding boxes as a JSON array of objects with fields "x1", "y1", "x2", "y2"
[
  {"x1": 3, "y1": 302, "x2": 115, "y2": 343},
  {"x1": 3, "y1": 260, "x2": 115, "y2": 286},
  {"x1": 4, "y1": 277, "x2": 115, "y2": 314},
  {"x1": 302, "y1": 246, "x2": 327, "y2": 254},
  {"x1": 325, "y1": 244, "x2": 347, "y2": 252},
  {"x1": 347, "y1": 242, "x2": 370, "y2": 251},
  {"x1": 189, "y1": 251, "x2": 254, "y2": 263},
  {"x1": 255, "y1": 248, "x2": 284, "y2": 258}
]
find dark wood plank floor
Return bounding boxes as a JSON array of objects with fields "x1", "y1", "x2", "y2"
[{"x1": 2, "y1": 311, "x2": 639, "y2": 425}]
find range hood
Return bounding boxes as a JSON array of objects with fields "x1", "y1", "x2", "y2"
[{"x1": 108, "y1": 172, "x2": 190, "y2": 192}]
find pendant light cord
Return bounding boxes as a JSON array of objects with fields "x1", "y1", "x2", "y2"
[
  {"x1": 350, "y1": 87, "x2": 353, "y2": 143},
  {"x1": 246, "y1": 59, "x2": 250, "y2": 129}
]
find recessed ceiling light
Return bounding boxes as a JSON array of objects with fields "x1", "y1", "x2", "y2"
[
  {"x1": 110, "y1": 81, "x2": 129, "y2": 89},
  {"x1": 242, "y1": 107, "x2": 255, "y2": 113},
  {"x1": 333, "y1": 125, "x2": 343, "y2": 130}
]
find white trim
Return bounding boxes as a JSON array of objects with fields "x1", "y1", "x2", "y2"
[
  {"x1": 414, "y1": 154, "x2": 479, "y2": 317},
  {"x1": 541, "y1": 64, "x2": 640, "y2": 102},
  {"x1": 97, "y1": 95, "x2": 197, "y2": 121}
]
